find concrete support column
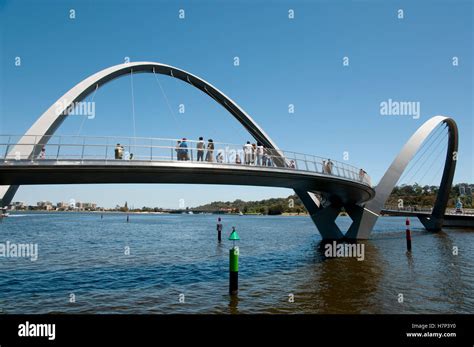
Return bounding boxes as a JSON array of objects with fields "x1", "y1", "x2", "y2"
[{"x1": 295, "y1": 189, "x2": 344, "y2": 240}]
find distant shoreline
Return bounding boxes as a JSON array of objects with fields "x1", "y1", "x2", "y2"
[
  {"x1": 9, "y1": 210, "x2": 312, "y2": 216},
  {"x1": 6, "y1": 210, "x2": 442, "y2": 218},
  {"x1": 5, "y1": 210, "x2": 322, "y2": 217}
]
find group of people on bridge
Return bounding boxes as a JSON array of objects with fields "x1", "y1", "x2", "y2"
[
  {"x1": 51, "y1": 137, "x2": 370, "y2": 185},
  {"x1": 174, "y1": 138, "x2": 276, "y2": 167}
]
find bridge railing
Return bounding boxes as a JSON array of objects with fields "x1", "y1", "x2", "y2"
[
  {"x1": 0, "y1": 135, "x2": 372, "y2": 186},
  {"x1": 383, "y1": 205, "x2": 434, "y2": 213},
  {"x1": 383, "y1": 205, "x2": 474, "y2": 216}
]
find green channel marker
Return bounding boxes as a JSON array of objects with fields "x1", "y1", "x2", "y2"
[
  {"x1": 229, "y1": 226, "x2": 240, "y2": 295},
  {"x1": 229, "y1": 247, "x2": 239, "y2": 272}
]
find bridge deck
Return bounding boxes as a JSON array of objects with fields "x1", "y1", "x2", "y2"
[
  {"x1": 0, "y1": 159, "x2": 375, "y2": 205},
  {"x1": 382, "y1": 209, "x2": 474, "y2": 217}
]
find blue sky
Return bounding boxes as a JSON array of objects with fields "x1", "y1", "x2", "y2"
[{"x1": 0, "y1": 0, "x2": 472, "y2": 208}]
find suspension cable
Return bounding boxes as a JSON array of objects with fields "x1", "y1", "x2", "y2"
[
  {"x1": 417, "y1": 140, "x2": 448, "y2": 186},
  {"x1": 427, "y1": 157, "x2": 448, "y2": 188},
  {"x1": 152, "y1": 67, "x2": 182, "y2": 131},
  {"x1": 402, "y1": 127, "x2": 448, "y2": 185},
  {"x1": 398, "y1": 124, "x2": 447, "y2": 184},
  {"x1": 153, "y1": 68, "x2": 251, "y2": 145},
  {"x1": 398, "y1": 124, "x2": 446, "y2": 183}
]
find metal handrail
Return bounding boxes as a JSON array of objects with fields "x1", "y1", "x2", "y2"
[
  {"x1": 383, "y1": 205, "x2": 474, "y2": 216},
  {"x1": 0, "y1": 134, "x2": 372, "y2": 186}
]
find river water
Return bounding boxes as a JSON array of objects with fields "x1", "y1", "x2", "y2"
[{"x1": 0, "y1": 213, "x2": 472, "y2": 314}]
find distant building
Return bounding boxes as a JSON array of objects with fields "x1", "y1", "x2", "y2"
[
  {"x1": 9, "y1": 201, "x2": 26, "y2": 210},
  {"x1": 459, "y1": 185, "x2": 473, "y2": 197},
  {"x1": 219, "y1": 207, "x2": 238, "y2": 213},
  {"x1": 82, "y1": 202, "x2": 97, "y2": 211},
  {"x1": 56, "y1": 201, "x2": 70, "y2": 210},
  {"x1": 74, "y1": 201, "x2": 97, "y2": 211},
  {"x1": 37, "y1": 201, "x2": 53, "y2": 211}
]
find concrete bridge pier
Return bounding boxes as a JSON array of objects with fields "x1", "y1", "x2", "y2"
[
  {"x1": 417, "y1": 215, "x2": 444, "y2": 231},
  {"x1": 344, "y1": 205, "x2": 366, "y2": 240},
  {"x1": 295, "y1": 189, "x2": 346, "y2": 240},
  {"x1": 296, "y1": 189, "x2": 383, "y2": 240}
]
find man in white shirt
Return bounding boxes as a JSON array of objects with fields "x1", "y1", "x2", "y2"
[
  {"x1": 256, "y1": 143, "x2": 264, "y2": 166},
  {"x1": 243, "y1": 141, "x2": 252, "y2": 165}
]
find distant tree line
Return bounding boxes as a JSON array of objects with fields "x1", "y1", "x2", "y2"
[
  {"x1": 386, "y1": 183, "x2": 473, "y2": 208},
  {"x1": 109, "y1": 183, "x2": 474, "y2": 214},
  {"x1": 193, "y1": 195, "x2": 306, "y2": 215},
  {"x1": 193, "y1": 183, "x2": 473, "y2": 215}
]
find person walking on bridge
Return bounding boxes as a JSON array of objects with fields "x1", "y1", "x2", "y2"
[
  {"x1": 175, "y1": 140, "x2": 181, "y2": 160},
  {"x1": 266, "y1": 149, "x2": 273, "y2": 167},
  {"x1": 256, "y1": 142, "x2": 264, "y2": 165},
  {"x1": 114, "y1": 144, "x2": 124, "y2": 160},
  {"x1": 196, "y1": 137, "x2": 205, "y2": 162},
  {"x1": 206, "y1": 139, "x2": 214, "y2": 162},
  {"x1": 179, "y1": 138, "x2": 189, "y2": 161},
  {"x1": 326, "y1": 159, "x2": 333, "y2": 174},
  {"x1": 262, "y1": 148, "x2": 268, "y2": 166},
  {"x1": 243, "y1": 141, "x2": 252, "y2": 165},
  {"x1": 251, "y1": 143, "x2": 257, "y2": 165},
  {"x1": 39, "y1": 146, "x2": 46, "y2": 160}
]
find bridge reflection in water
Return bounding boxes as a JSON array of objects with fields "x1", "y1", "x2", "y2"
[{"x1": 289, "y1": 225, "x2": 471, "y2": 314}]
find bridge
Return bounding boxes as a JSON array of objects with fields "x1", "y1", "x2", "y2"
[
  {"x1": 0, "y1": 61, "x2": 463, "y2": 239},
  {"x1": 0, "y1": 135, "x2": 373, "y2": 207}
]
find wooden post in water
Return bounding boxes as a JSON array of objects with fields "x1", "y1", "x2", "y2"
[
  {"x1": 217, "y1": 217, "x2": 223, "y2": 242},
  {"x1": 406, "y1": 218, "x2": 412, "y2": 251}
]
